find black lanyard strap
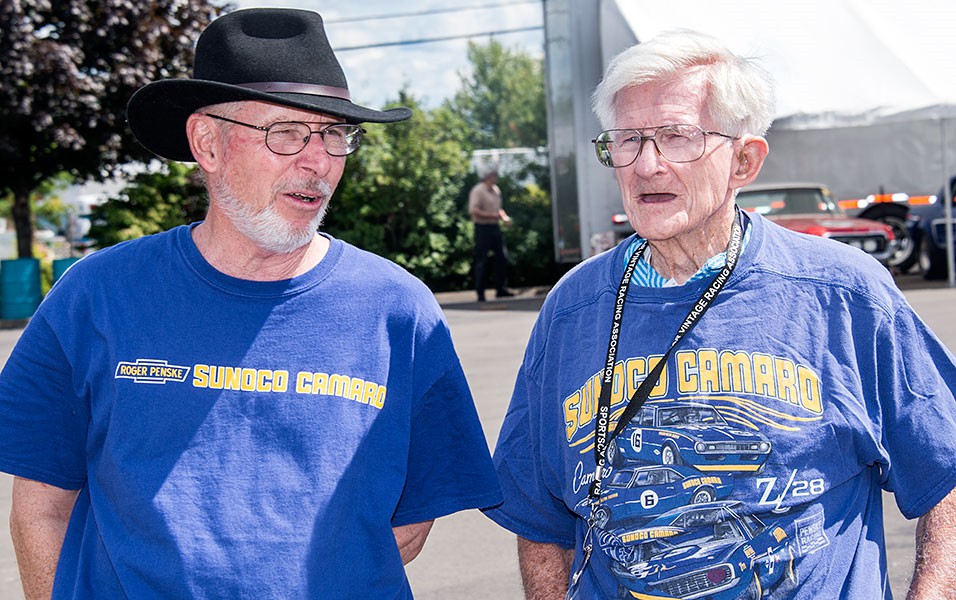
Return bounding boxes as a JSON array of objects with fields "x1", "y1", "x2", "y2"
[{"x1": 589, "y1": 209, "x2": 743, "y2": 501}]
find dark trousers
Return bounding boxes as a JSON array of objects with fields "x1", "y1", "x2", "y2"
[{"x1": 474, "y1": 224, "x2": 509, "y2": 295}]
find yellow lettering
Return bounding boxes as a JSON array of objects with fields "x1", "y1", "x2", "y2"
[
  {"x1": 797, "y1": 365, "x2": 822, "y2": 414},
  {"x1": 372, "y1": 386, "x2": 386, "y2": 409},
  {"x1": 677, "y1": 351, "x2": 697, "y2": 394},
  {"x1": 349, "y1": 378, "x2": 364, "y2": 402},
  {"x1": 774, "y1": 358, "x2": 799, "y2": 405},
  {"x1": 564, "y1": 391, "x2": 581, "y2": 440},
  {"x1": 753, "y1": 354, "x2": 776, "y2": 398},
  {"x1": 698, "y1": 349, "x2": 720, "y2": 393},
  {"x1": 312, "y1": 373, "x2": 328, "y2": 395},
  {"x1": 330, "y1": 374, "x2": 350, "y2": 397},
  {"x1": 193, "y1": 364, "x2": 209, "y2": 387},
  {"x1": 720, "y1": 351, "x2": 754, "y2": 394},
  {"x1": 296, "y1": 371, "x2": 312, "y2": 393},
  {"x1": 256, "y1": 369, "x2": 271, "y2": 392},
  {"x1": 361, "y1": 381, "x2": 377, "y2": 405}
]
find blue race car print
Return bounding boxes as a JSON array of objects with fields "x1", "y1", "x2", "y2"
[
  {"x1": 607, "y1": 401, "x2": 772, "y2": 473},
  {"x1": 606, "y1": 501, "x2": 828, "y2": 600},
  {"x1": 581, "y1": 465, "x2": 734, "y2": 529}
]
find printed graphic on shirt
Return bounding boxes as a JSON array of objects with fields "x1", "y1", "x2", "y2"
[
  {"x1": 564, "y1": 348, "x2": 830, "y2": 599},
  {"x1": 115, "y1": 359, "x2": 191, "y2": 384},
  {"x1": 114, "y1": 358, "x2": 387, "y2": 410}
]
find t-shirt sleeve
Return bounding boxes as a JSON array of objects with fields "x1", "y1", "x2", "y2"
[
  {"x1": 0, "y1": 313, "x2": 89, "y2": 489},
  {"x1": 484, "y1": 359, "x2": 577, "y2": 548},
  {"x1": 877, "y1": 304, "x2": 956, "y2": 519},
  {"x1": 390, "y1": 326, "x2": 502, "y2": 526}
]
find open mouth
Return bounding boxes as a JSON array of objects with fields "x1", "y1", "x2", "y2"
[
  {"x1": 290, "y1": 192, "x2": 319, "y2": 203},
  {"x1": 640, "y1": 193, "x2": 676, "y2": 203}
]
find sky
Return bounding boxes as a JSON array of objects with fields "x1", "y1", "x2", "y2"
[{"x1": 227, "y1": 0, "x2": 546, "y2": 110}]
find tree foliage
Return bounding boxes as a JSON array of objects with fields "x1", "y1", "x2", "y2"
[
  {"x1": 449, "y1": 39, "x2": 547, "y2": 150},
  {"x1": 324, "y1": 93, "x2": 475, "y2": 290},
  {"x1": 87, "y1": 162, "x2": 207, "y2": 247},
  {"x1": 0, "y1": 0, "x2": 223, "y2": 257}
]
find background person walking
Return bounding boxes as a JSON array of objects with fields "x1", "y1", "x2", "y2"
[{"x1": 469, "y1": 164, "x2": 514, "y2": 301}]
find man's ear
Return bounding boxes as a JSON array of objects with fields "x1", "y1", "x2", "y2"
[
  {"x1": 185, "y1": 114, "x2": 222, "y2": 173},
  {"x1": 730, "y1": 135, "x2": 769, "y2": 190}
]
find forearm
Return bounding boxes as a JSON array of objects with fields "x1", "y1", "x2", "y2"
[
  {"x1": 393, "y1": 520, "x2": 434, "y2": 565},
  {"x1": 907, "y1": 487, "x2": 956, "y2": 599},
  {"x1": 10, "y1": 477, "x2": 79, "y2": 600},
  {"x1": 517, "y1": 536, "x2": 573, "y2": 600}
]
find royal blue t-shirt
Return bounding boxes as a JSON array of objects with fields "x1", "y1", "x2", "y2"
[
  {"x1": 486, "y1": 214, "x2": 956, "y2": 599},
  {"x1": 0, "y1": 225, "x2": 501, "y2": 598}
]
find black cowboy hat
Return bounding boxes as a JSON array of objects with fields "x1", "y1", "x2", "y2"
[{"x1": 127, "y1": 8, "x2": 411, "y2": 162}]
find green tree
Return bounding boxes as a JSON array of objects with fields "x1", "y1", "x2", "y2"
[
  {"x1": 449, "y1": 39, "x2": 565, "y2": 287},
  {"x1": 87, "y1": 162, "x2": 207, "y2": 247},
  {"x1": 325, "y1": 93, "x2": 475, "y2": 290},
  {"x1": 0, "y1": 0, "x2": 223, "y2": 258},
  {"x1": 449, "y1": 39, "x2": 547, "y2": 150}
]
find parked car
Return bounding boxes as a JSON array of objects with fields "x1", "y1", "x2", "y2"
[
  {"x1": 607, "y1": 401, "x2": 772, "y2": 473},
  {"x1": 578, "y1": 464, "x2": 734, "y2": 529},
  {"x1": 608, "y1": 501, "x2": 828, "y2": 600},
  {"x1": 908, "y1": 177, "x2": 956, "y2": 280},
  {"x1": 735, "y1": 183, "x2": 897, "y2": 265}
]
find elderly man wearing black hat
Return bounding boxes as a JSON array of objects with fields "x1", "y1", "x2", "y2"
[{"x1": 0, "y1": 8, "x2": 501, "y2": 599}]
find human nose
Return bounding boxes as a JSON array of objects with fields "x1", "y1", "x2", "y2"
[
  {"x1": 631, "y1": 136, "x2": 666, "y2": 175},
  {"x1": 295, "y1": 133, "x2": 334, "y2": 174}
]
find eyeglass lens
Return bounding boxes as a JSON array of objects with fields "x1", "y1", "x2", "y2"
[
  {"x1": 266, "y1": 122, "x2": 363, "y2": 156},
  {"x1": 594, "y1": 124, "x2": 708, "y2": 167}
]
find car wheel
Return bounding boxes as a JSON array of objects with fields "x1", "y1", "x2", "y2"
[
  {"x1": 592, "y1": 505, "x2": 610, "y2": 528},
  {"x1": 661, "y1": 445, "x2": 680, "y2": 465},
  {"x1": 881, "y1": 214, "x2": 917, "y2": 272},
  {"x1": 690, "y1": 487, "x2": 715, "y2": 504},
  {"x1": 769, "y1": 547, "x2": 799, "y2": 595},
  {"x1": 920, "y1": 234, "x2": 948, "y2": 280},
  {"x1": 742, "y1": 570, "x2": 762, "y2": 600},
  {"x1": 606, "y1": 439, "x2": 622, "y2": 467}
]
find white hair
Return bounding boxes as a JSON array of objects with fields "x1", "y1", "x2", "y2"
[
  {"x1": 476, "y1": 161, "x2": 499, "y2": 180},
  {"x1": 591, "y1": 29, "x2": 776, "y2": 136}
]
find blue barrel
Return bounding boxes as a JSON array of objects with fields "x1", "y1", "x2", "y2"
[
  {"x1": 1, "y1": 258, "x2": 42, "y2": 320},
  {"x1": 53, "y1": 257, "x2": 81, "y2": 283}
]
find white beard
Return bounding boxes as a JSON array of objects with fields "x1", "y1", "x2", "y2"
[{"x1": 213, "y1": 176, "x2": 331, "y2": 255}]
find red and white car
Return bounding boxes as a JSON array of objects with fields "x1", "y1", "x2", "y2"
[{"x1": 736, "y1": 183, "x2": 897, "y2": 264}]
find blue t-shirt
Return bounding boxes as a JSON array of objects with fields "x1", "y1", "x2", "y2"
[
  {"x1": 486, "y1": 214, "x2": 956, "y2": 599},
  {"x1": 0, "y1": 225, "x2": 501, "y2": 599}
]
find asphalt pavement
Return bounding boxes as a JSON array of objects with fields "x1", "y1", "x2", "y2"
[{"x1": 0, "y1": 273, "x2": 952, "y2": 599}]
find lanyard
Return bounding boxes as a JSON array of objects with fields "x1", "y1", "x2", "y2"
[
  {"x1": 567, "y1": 210, "x2": 744, "y2": 599},
  {"x1": 589, "y1": 208, "x2": 743, "y2": 501}
]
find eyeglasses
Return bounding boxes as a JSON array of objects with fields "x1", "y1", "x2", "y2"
[
  {"x1": 202, "y1": 113, "x2": 365, "y2": 157},
  {"x1": 592, "y1": 124, "x2": 737, "y2": 168}
]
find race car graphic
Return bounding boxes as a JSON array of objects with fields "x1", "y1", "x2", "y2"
[
  {"x1": 579, "y1": 465, "x2": 735, "y2": 529},
  {"x1": 605, "y1": 501, "x2": 828, "y2": 600},
  {"x1": 607, "y1": 401, "x2": 772, "y2": 473}
]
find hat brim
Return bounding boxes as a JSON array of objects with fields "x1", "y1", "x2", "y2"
[{"x1": 127, "y1": 79, "x2": 412, "y2": 162}]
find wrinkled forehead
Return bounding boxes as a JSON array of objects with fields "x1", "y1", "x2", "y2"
[{"x1": 612, "y1": 71, "x2": 714, "y2": 129}]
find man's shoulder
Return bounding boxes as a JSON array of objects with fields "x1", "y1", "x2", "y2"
[
  {"x1": 65, "y1": 227, "x2": 181, "y2": 276},
  {"x1": 335, "y1": 240, "x2": 437, "y2": 300}
]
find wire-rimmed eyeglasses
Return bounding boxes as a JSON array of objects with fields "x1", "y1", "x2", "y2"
[
  {"x1": 592, "y1": 124, "x2": 737, "y2": 168},
  {"x1": 202, "y1": 113, "x2": 366, "y2": 157}
]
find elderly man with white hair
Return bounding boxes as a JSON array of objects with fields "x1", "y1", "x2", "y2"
[{"x1": 485, "y1": 28, "x2": 956, "y2": 599}]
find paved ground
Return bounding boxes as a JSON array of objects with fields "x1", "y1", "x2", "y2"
[{"x1": 0, "y1": 273, "x2": 952, "y2": 598}]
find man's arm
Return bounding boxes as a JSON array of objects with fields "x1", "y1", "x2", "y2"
[
  {"x1": 10, "y1": 477, "x2": 79, "y2": 600},
  {"x1": 907, "y1": 486, "x2": 956, "y2": 599},
  {"x1": 517, "y1": 536, "x2": 573, "y2": 600},
  {"x1": 393, "y1": 520, "x2": 434, "y2": 565}
]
